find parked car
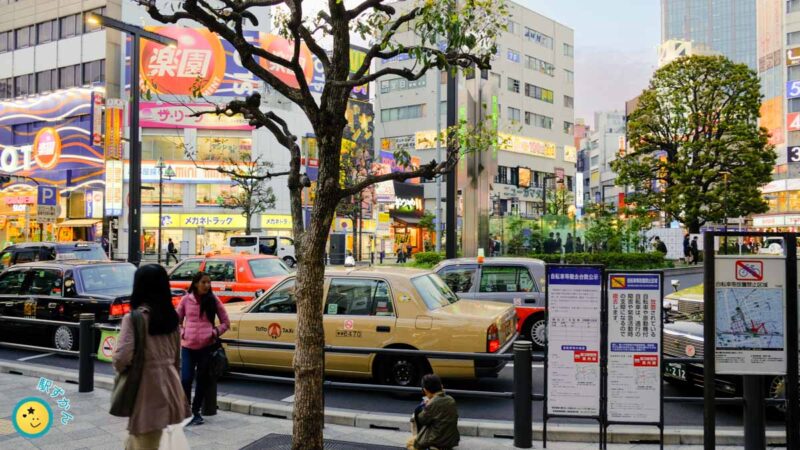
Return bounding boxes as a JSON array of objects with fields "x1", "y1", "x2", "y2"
[
  {"x1": 433, "y1": 257, "x2": 546, "y2": 349},
  {"x1": 758, "y1": 237, "x2": 784, "y2": 255},
  {"x1": 0, "y1": 242, "x2": 108, "y2": 270},
  {"x1": 227, "y1": 235, "x2": 297, "y2": 267},
  {"x1": 168, "y1": 254, "x2": 290, "y2": 304},
  {"x1": 0, "y1": 260, "x2": 135, "y2": 351},
  {"x1": 663, "y1": 284, "x2": 790, "y2": 414},
  {"x1": 223, "y1": 267, "x2": 517, "y2": 386}
]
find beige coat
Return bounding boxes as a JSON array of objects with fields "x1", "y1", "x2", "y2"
[{"x1": 112, "y1": 307, "x2": 190, "y2": 435}]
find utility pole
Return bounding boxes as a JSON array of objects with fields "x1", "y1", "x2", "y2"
[
  {"x1": 435, "y1": 66, "x2": 442, "y2": 253},
  {"x1": 445, "y1": 64, "x2": 457, "y2": 258}
]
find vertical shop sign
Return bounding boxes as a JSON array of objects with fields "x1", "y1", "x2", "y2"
[
  {"x1": 105, "y1": 99, "x2": 125, "y2": 160},
  {"x1": 91, "y1": 92, "x2": 105, "y2": 146},
  {"x1": 546, "y1": 265, "x2": 603, "y2": 417},
  {"x1": 104, "y1": 161, "x2": 123, "y2": 216},
  {"x1": 606, "y1": 273, "x2": 662, "y2": 423},
  {"x1": 715, "y1": 257, "x2": 786, "y2": 375}
]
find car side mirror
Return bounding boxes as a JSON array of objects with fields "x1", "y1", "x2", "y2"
[{"x1": 64, "y1": 278, "x2": 77, "y2": 297}]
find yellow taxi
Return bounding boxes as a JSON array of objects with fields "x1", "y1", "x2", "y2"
[{"x1": 223, "y1": 267, "x2": 517, "y2": 386}]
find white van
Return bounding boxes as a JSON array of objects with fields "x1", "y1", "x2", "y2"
[{"x1": 227, "y1": 235, "x2": 297, "y2": 267}]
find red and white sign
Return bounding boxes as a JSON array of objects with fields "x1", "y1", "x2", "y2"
[
  {"x1": 633, "y1": 355, "x2": 658, "y2": 367},
  {"x1": 4, "y1": 195, "x2": 35, "y2": 205},
  {"x1": 574, "y1": 350, "x2": 599, "y2": 363},
  {"x1": 267, "y1": 322, "x2": 282, "y2": 339},
  {"x1": 101, "y1": 335, "x2": 117, "y2": 359},
  {"x1": 789, "y1": 112, "x2": 800, "y2": 132},
  {"x1": 735, "y1": 260, "x2": 764, "y2": 281},
  {"x1": 32, "y1": 127, "x2": 61, "y2": 170},
  {"x1": 685, "y1": 344, "x2": 696, "y2": 357},
  {"x1": 140, "y1": 102, "x2": 253, "y2": 130},
  {"x1": 344, "y1": 319, "x2": 354, "y2": 330}
]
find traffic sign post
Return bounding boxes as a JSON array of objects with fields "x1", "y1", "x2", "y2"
[{"x1": 36, "y1": 186, "x2": 58, "y2": 240}]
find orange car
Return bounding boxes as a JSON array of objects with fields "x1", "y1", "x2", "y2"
[{"x1": 167, "y1": 254, "x2": 290, "y2": 304}]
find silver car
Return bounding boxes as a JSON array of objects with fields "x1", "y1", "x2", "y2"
[{"x1": 433, "y1": 257, "x2": 547, "y2": 349}]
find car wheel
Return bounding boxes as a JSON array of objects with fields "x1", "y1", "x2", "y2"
[
  {"x1": 767, "y1": 375, "x2": 786, "y2": 415},
  {"x1": 283, "y1": 257, "x2": 296, "y2": 268},
  {"x1": 524, "y1": 316, "x2": 547, "y2": 351},
  {"x1": 53, "y1": 325, "x2": 76, "y2": 351},
  {"x1": 380, "y1": 356, "x2": 429, "y2": 387}
]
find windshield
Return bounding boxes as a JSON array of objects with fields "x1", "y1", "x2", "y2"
[
  {"x1": 78, "y1": 264, "x2": 136, "y2": 295},
  {"x1": 230, "y1": 237, "x2": 258, "y2": 247},
  {"x1": 412, "y1": 274, "x2": 460, "y2": 310},
  {"x1": 248, "y1": 258, "x2": 290, "y2": 278},
  {"x1": 56, "y1": 244, "x2": 108, "y2": 261}
]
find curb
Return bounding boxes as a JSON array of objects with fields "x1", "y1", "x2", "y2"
[
  {"x1": 659, "y1": 265, "x2": 703, "y2": 276},
  {"x1": 0, "y1": 361, "x2": 786, "y2": 445}
]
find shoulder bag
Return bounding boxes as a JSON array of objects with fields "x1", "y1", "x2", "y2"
[
  {"x1": 109, "y1": 309, "x2": 147, "y2": 417},
  {"x1": 208, "y1": 300, "x2": 228, "y2": 379}
]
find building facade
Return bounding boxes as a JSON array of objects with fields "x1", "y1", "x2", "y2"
[
  {"x1": 373, "y1": 0, "x2": 575, "y2": 252},
  {"x1": 752, "y1": 0, "x2": 798, "y2": 229},
  {"x1": 0, "y1": 0, "x2": 121, "y2": 245},
  {"x1": 661, "y1": 0, "x2": 757, "y2": 69},
  {"x1": 587, "y1": 111, "x2": 626, "y2": 209},
  {"x1": 658, "y1": 39, "x2": 721, "y2": 66}
]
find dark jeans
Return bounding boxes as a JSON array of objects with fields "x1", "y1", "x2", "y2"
[
  {"x1": 181, "y1": 345, "x2": 213, "y2": 415},
  {"x1": 167, "y1": 252, "x2": 179, "y2": 265}
]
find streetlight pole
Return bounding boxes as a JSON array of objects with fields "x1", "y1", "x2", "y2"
[
  {"x1": 720, "y1": 171, "x2": 731, "y2": 253},
  {"x1": 156, "y1": 158, "x2": 165, "y2": 264},
  {"x1": 86, "y1": 13, "x2": 176, "y2": 265}
]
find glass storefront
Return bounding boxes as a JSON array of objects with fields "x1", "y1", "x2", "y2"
[
  {"x1": 197, "y1": 184, "x2": 241, "y2": 207},
  {"x1": 142, "y1": 229, "x2": 184, "y2": 257},
  {"x1": 196, "y1": 136, "x2": 252, "y2": 161},
  {"x1": 197, "y1": 230, "x2": 240, "y2": 254},
  {"x1": 142, "y1": 183, "x2": 184, "y2": 205}
]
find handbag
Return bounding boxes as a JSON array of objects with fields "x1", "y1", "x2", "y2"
[
  {"x1": 208, "y1": 341, "x2": 228, "y2": 379},
  {"x1": 109, "y1": 309, "x2": 146, "y2": 417},
  {"x1": 159, "y1": 424, "x2": 190, "y2": 450}
]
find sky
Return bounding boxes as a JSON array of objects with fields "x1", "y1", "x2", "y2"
[{"x1": 521, "y1": 0, "x2": 661, "y2": 128}]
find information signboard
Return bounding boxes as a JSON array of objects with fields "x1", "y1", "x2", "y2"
[
  {"x1": 606, "y1": 272, "x2": 662, "y2": 423},
  {"x1": 546, "y1": 265, "x2": 603, "y2": 417},
  {"x1": 715, "y1": 256, "x2": 786, "y2": 375}
]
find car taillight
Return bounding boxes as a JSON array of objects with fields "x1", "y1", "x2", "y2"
[
  {"x1": 487, "y1": 323, "x2": 500, "y2": 353},
  {"x1": 172, "y1": 296, "x2": 180, "y2": 308},
  {"x1": 110, "y1": 302, "x2": 130, "y2": 318}
]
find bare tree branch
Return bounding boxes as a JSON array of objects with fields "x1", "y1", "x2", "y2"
[{"x1": 347, "y1": 0, "x2": 394, "y2": 20}]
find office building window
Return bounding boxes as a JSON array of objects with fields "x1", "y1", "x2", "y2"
[
  {"x1": 142, "y1": 135, "x2": 186, "y2": 160},
  {"x1": 496, "y1": 166, "x2": 509, "y2": 184},
  {"x1": 15, "y1": 25, "x2": 34, "y2": 49},
  {"x1": 59, "y1": 64, "x2": 81, "y2": 89},
  {"x1": 142, "y1": 183, "x2": 184, "y2": 205},
  {"x1": 524, "y1": 27, "x2": 553, "y2": 49},
  {"x1": 380, "y1": 104, "x2": 425, "y2": 122},
  {"x1": 563, "y1": 43, "x2": 574, "y2": 57},
  {"x1": 0, "y1": 78, "x2": 12, "y2": 98},
  {"x1": 507, "y1": 77, "x2": 520, "y2": 93},
  {"x1": 564, "y1": 121, "x2": 574, "y2": 135},
  {"x1": 565, "y1": 69, "x2": 574, "y2": 83},
  {"x1": 790, "y1": 65, "x2": 800, "y2": 81},
  {"x1": 564, "y1": 95, "x2": 574, "y2": 108},
  {"x1": 84, "y1": 7, "x2": 106, "y2": 33},
  {"x1": 36, "y1": 69, "x2": 58, "y2": 93},
  {"x1": 507, "y1": 49, "x2": 520, "y2": 63},
  {"x1": 490, "y1": 72, "x2": 501, "y2": 88},
  {"x1": 508, "y1": 107, "x2": 521, "y2": 123},
  {"x1": 197, "y1": 184, "x2": 242, "y2": 206},
  {"x1": 60, "y1": 13, "x2": 80, "y2": 39},
  {"x1": 380, "y1": 77, "x2": 426, "y2": 93},
  {"x1": 508, "y1": 20, "x2": 519, "y2": 35},
  {"x1": 0, "y1": 31, "x2": 12, "y2": 53},
  {"x1": 566, "y1": 176, "x2": 573, "y2": 191},
  {"x1": 525, "y1": 55, "x2": 555, "y2": 76},
  {"x1": 524, "y1": 83, "x2": 554, "y2": 103},
  {"x1": 14, "y1": 73, "x2": 34, "y2": 96},
  {"x1": 37, "y1": 19, "x2": 57, "y2": 44},
  {"x1": 525, "y1": 112, "x2": 553, "y2": 129},
  {"x1": 790, "y1": 31, "x2": 800, "y2": 46},
  {"x1": 82, "y1": 60, "x2": 105, "y2": 85}
]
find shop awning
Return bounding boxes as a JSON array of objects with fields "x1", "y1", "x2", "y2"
[
  {"x1": 57, "y1": 219, "x2": 102, "y2": 227},
  {"x1": 394, "y1": 215, "x2": 422, "y2": 226}
]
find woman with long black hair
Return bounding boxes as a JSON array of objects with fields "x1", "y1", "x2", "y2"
[
  {"x1": 113, "y1": 264, "x2": 189, "y2": 449},
  {"x1": 177, "y1": 271, "x2": 230, "y2": 426}
]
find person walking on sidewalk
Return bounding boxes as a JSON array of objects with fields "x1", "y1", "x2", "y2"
[
  {"x1": 178, "y1": 271, "x2": 230, "y2": 426},
  {"x1": 113, "y1": 264, "x2": 190, "y2": 450},
  {"x1": 166, "y1": 239, "x2": 179, "y2": 266},
  {"x1": 407, "y1": 374, "x2": 460, "y2": 450}
]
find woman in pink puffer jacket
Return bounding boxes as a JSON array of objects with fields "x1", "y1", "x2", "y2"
[{"x1": 177, "y1": 271, "x2": 230, "y2": 426}]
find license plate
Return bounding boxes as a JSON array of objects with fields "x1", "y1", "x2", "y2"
[{"x1": 665, "y1": 363, "x2": 686, "y2": 381}]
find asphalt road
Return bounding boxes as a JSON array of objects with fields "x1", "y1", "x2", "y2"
[{"x1": 0, "y1": 267, "x2": 784, "y2": 429}]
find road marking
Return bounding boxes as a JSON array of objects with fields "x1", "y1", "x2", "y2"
[
  {"x1": 17, "y1": 353, "x2": 54, "y2": 362},
  {"x1": 281, "y1": 395, "x2": 295, "y2": 403},
  {"x1": 504, "y1": 363, "x2": 543, "y2": 369}
]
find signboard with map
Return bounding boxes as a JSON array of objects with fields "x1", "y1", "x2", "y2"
[{"x1": 714, "y1": 256, "x2": 786, "y2": 375}]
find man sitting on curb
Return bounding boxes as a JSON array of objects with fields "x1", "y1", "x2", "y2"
[{"x1": 407, "y1": 374, "x2": 460, "y2": 450}]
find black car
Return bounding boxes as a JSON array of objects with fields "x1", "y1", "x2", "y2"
[
  {"x1": 0, "y1": 260, "x2": 135, "y2": 351},
  {"x1": 0, "y1": 242, "x2": 108, "y2": 270}
]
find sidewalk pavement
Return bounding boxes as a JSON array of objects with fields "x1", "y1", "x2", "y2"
[{"x1": 0, "y1": 372, "x2": 750, "y2": 450}]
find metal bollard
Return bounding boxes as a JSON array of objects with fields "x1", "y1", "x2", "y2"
[
  {"x1": 743, "y1": 375, "x2": 765, "y2": 450},
  {"x1": 513, "y1": 340, "x2": 532, "y2": 448},
  {"x1": 78, "y1": 313, "x2": 95, "y2": 393}
]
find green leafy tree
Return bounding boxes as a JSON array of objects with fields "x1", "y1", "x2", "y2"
[
  {"x1": 504, "y1": 215, "x2": 541, "y2": 255},
  {"x1": 618, "y1": 205, "x2": 655, "y2": 253},
  {"x1": 583, "y1": 203, "x2": 622, "y2": 253},
  {"x1": 140, "y1": 1, "x2": 507, "y2": 448},
  {"x1": 613, "y1": 55, "x2": 775, "y2": 233},
  {"x1": 546, "y1": 186, "x2": 573, "y2": 216}
]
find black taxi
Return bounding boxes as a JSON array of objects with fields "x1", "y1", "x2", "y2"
[{"x1": 0, "y1": 260, "x2": 135, "y2": 350}]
